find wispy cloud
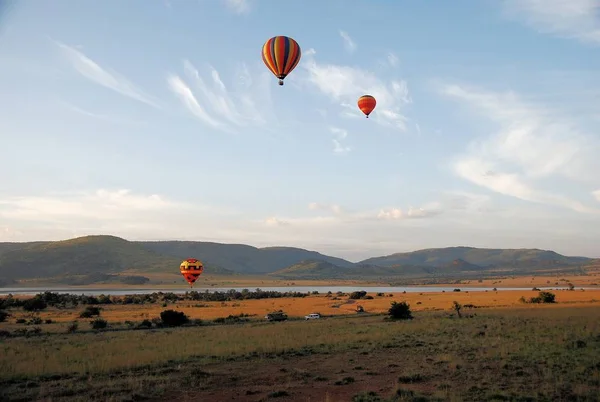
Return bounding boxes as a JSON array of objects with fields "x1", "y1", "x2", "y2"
[
  {"x1": 377, "y1": 202, "x2": 443, "y2": 220},
  {"x1": 387, "y1": 52, "x2": 399, "y2": 67},
  {"x1": 339, "y1": 30, "x2": 356, "y2": 53},
  {"x1": 54, "y1": 40, "x2": 162, "y2": 109},
  {"x1": 302, "y1": 48, "x2": 412, "y2": 131},
  {"x1": 264, "y1": 217, "x2": 290, "y2": 227},
  {"x1": 167, "y1": 60, "x2": 272, "y2": 132},
  {"x1": 329, "y1": 126, "x2": 351, "y2": 154},
  {"x1": 223, "y1": 0, "x2": 250, "y2": 14},
  {"x1": 0, "y1": 189, "x2": 239, "y2": 240},
  {"x1": 501, "y1": 0, "x2": 600, "y2": 45},
  {"x1": 57, "y1": 99, "x2": 146, "y2": 126},
  {"x1": 440, "y1": 83, "x2": 600, "y2": 213},
  {"x1": 593, "y1": 189, "x2": 600, "y2": 202}
]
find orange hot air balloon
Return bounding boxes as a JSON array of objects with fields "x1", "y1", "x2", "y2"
[
  {"x1": 180, "y1": 258, "x2": 204, "y2": 287},
  {"x1": 262, "y1": 35, "x2": 302, "y2": 86},
  {"x1": 357, "y1": 95, "x2": 377, "y2": 118}
]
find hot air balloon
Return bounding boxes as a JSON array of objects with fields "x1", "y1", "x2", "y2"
[
  {"x1": 262, "y1": 35, "x2": 301, "y2": 86},
  {"x1": 357, "y1": 95, "x2": 377, "y2": 118},
  {"x1": 180, "y1": 258, "x2": 204, "y2": 287}
]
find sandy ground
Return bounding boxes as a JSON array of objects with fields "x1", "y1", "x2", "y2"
[{"x1": 20, "y1": 289, "x2": 600, "y2": 324}]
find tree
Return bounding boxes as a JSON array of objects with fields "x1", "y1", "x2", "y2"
[
  {"x1": 160, "y1": 309, "x2": 189, "y2": 327},
  {"x1": 452, "y1": 301, "x2": 462, "y2": 318},
  {"x1": 388, "y1": 301, "x2": 413, "y2": 320},
  {"x1": 22, "y1": 296, "x2": 47, "y2": 312}
]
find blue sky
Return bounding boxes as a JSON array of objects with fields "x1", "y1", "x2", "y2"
[{"x1": 1, "y1": 0, "x2": 599, "y2": 261}]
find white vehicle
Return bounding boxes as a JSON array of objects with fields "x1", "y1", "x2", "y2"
[{"x1": 305, "y1": 313, "x2": 321, "y2": 320}]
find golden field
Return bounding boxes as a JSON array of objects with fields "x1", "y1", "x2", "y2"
[
  {"x1": 1, "y1": 298, "x2": 600, "y2": 401},
  {"x1": 5, "y1": 288, "x2": 600, "y2": 326}
]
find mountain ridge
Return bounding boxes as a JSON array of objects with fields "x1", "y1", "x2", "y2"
[{"x1": 0, "y1": 235, "x2": 596, "y2": 285}]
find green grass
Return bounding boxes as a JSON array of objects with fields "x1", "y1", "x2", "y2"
[{"x1": 1, "y1": 305, "x2": 600, "y2": 401}]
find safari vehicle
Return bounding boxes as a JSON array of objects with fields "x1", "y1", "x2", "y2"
[
  {"x1": 265, "y1": 311, "x2": 288, "y2": 322},
  {"x1": 304, "y1": 313, "x2": 321, "y2": 320}
]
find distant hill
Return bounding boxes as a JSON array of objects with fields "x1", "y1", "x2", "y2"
[
  {"x1": 137, "y1": 241, "x2": 355, "y2": 274},
  {"x1": 0, "y1": 236, "x2": 595, "y2": 285},
  {"x1": 269, "y1": 260, "x2": 348, "y2": 279},
  {"x1": 359, "y1": 247, "x2": 591, "y2": 270},
  {"x1": 0, "y1": 235, "x2": 235, "y2": 285}
]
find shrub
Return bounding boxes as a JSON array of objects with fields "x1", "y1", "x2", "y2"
[
  {"x1": 28, "y1": 316, "x2": 42, "y2": 325},
  {"x1": 349, "y1": 291, "x2": 367, "y2": 300},
  {"x1": 79, "y1": 306, "x2": 101, "y2": 318},
  {"x1": 90, "y1": 318, "x2": 108, "y2": 330},
  {"x1": 388, "y1": 301, "x2": 413, "y2": 320},
  {"x1": 160, "y1": 309, "x2": 189, "y2": 327},
  {"x1": 352, "y1": 391, "x2": 382, "y2": 402},
  {"x1": 67, "y1": 321, "x2": 78, "y2": 333},
  {"x1": 0, "y1": 310, "x2": 9, "y2": 322},
  {"x1": 539, "y1": 291, "x2": 556, "y2": 303},
  {"x1": 22, "y1": 297, "x2": 47, "y2": 312},
  {"x1": 529, "y1": 291, "x2": 556, "y2": 304},
  {"x1": 138, "y1": 319, "x2": 153, "y2": 328}
]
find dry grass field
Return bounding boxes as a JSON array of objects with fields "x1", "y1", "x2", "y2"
[{"x1": 2, "y1": 290, "x2": 600, "y2": 401}]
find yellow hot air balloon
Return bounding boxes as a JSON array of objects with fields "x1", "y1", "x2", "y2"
[{"x1": 180, "y1": 258, "x2": 204, "y2": 287}]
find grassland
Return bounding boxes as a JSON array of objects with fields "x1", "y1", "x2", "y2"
[{"x1": 2, "y1": 289, "x2": 600, "y2": 401}]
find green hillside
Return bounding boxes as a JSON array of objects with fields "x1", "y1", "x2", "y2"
[
  {"x1": 360, "y1": 246, "x2": 591, "y2": 270},
  {"x1": 0, "y1": 235, "x2": 596, "y2": 285},
  {"x1": 137, "y1": 241, "x2": 354, "y2": 274},
  {"x1": 0, "y1": 235, "x2": 235, "y2": 285},
  {"x1": 268, "y1": 260, "x2": 348, "y2": 279},
  {"x1": 268, "y1": 258, "x2": 488, "y2": 280}
]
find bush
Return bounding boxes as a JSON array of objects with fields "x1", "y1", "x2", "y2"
[
  {"x1": 160, "y1": 309, "x2": 189, "y2": 327},
  {"x1": 22, "y1": 297, "x2": 47, "y2": 312},
  {"x1": 79, "y1": 306, "x2": 101, "y2": 318},
  {"x1": 529, "y1": 291, "x2": 556, "y2": 304},
  {"x1": 0, "y1": 310, "x2": 9, "y2": 322},
  {"x1": 90, "y1": 318, "x2": 108, "y2": 330},
  {"x1": 66, "y1": 321, "x2": 78, "y2": 333},
  {"x1": 138, "y1": 319, "x2": 153, "y2": 328},
  {"x1": 388, "y1": 301, "x2": 413, "y2": 320},
  {"x1": 352, "y1": 391, "x2": 382, "y2": 402},
  {"x1": 349, "y1": 291, "x2": 367, "y2": 300}
]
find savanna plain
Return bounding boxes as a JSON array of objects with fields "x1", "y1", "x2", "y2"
[{"x1": 2, "y1": 283, "x2": 600, "y2": 402}]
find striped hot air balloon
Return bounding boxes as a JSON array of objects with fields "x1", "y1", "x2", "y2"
[
  {"x1": 357, "y1": 95, "x2": 377, "y2": 118},
  {"x1": 180, "y1": 258, "x2": 204, "y2": 287},
  {"x1": 262, "y1": 35, "x2": 302, "y2": 86}
]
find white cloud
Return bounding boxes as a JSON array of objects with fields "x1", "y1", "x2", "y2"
[
  {"x1": 167, "y1": 60, "x2": 272, "y2": 132},
  {"x1": 441, "y1": 83, "x2": 600, "y2": 213},
  {"x1": 264, "y1": 217, "x2": 290, "y2": 227},
  {"x1": 593, "y1": 189, "x2": 600, "y2": 202},
  {"x1": 339, "y1": 30, "x2": 356, "y2": 53},
  {"x1": 302, "y1": 48, "x2": 412, "y2": 131},
  {"x1": 387, "y1": 52, "x2": 399, "y2": 67},
  {"x1": 329, "y1": 126, "x2": 351, "y2": 154},
  {"x1": 0, "y1": 189, "x2": 239, "y2": 241},
  {"x1": 502, "y1": 0, "x2": 600, "y2": 45},
  {"x1": 223, "y1": 0, "x2": 250, "y2": 14},
  {"x1": 54, "y1": 41, "x2": 162, "y2": 109},
  {"x1": 377, "y1": 202, "x2": 443, "y2": 220}
]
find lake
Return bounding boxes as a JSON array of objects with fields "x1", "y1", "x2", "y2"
[{"x1": 0, "y1": 285, "x2": 583, "y2": 296}]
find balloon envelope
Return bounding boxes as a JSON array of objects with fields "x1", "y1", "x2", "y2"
[
  {"x1": 180, "y1": 258, "x2": 204, "y2": 287},
  {"x1": 262, "y1": 35, "x2": 301, "y2": 86},
  {"x1": 357, "y1": 95, "x2": 377, "y2": 118}
]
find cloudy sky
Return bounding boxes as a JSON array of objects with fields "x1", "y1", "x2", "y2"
[{"x1": 0, "y1": 0, "x2": 599, "y2": 261}]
